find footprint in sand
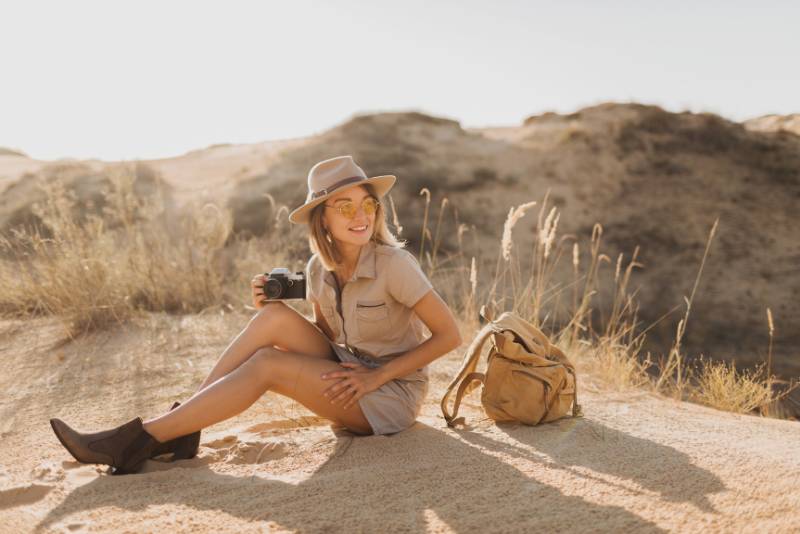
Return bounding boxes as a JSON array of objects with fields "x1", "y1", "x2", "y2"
[
  {"x1": 30, "y1": 460, "x2": 66, "y2": 483},
  {"x1": 203, "y1": 433, "x2": 291, "y2": 465},
  {"x1": 60, "y1": 461, "x2": 105, "y2": 486},
  {"x1": 243, "y1": 416, "x2": 329, "y2": 435}
]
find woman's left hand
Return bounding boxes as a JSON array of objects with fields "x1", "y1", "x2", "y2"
[{"x1": 320, "y1": 362, "x2": 383, "y2": 410}]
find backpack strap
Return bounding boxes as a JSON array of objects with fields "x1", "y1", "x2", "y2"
[
  {"x1": 440, "y1": 321, "x2": 496, "y2": 427},
  {"x1": 444, "y1": 372, "x2": 486, "y2": 427}
]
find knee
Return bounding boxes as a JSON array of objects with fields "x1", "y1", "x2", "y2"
[
  {"x1": 245, "y1": 346, "x2": 283, "y2": 384},
  {"x1": 249, "y1": 301, "x2": 288, "y2": 329},
  {"x1": 249, "y1": 345, "x2": 281, "y2": 367}
]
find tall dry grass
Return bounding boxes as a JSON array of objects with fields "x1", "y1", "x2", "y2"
[
  {"x1": 409, "y1": 186, "x2": 797, "y2": 421},
  {"x1": 0, "y1": 164, "x2": 301, "y2": 338},
  {"x1": 1, "y1": 165, "x2": 796, "y2": 420}
]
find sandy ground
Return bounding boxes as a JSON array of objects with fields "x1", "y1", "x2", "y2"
[{"x1": 0, "y1": 312, "x2": 798, "y2": 533}]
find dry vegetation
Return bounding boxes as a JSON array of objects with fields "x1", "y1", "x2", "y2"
[
  {"x1": 411, "y1": 188, "x2": 797, "y2": 420},
  {"x1": 1, "y1": 164, "x2": 796, "y2": 420},
  {"x1": 0, "y1": 164, "x2": 303, "y2": 336}
]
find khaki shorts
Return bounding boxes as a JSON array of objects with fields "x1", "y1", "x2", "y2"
[{"x1": 327, "y1": 341, "x2": 428, "y2": 436}]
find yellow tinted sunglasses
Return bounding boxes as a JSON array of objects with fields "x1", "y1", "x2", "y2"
[{"x1": 323, "y1": 196, "x2": 380, "y2": 219}]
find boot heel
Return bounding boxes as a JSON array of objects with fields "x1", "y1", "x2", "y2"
[{"x1": 149, "y1": 401, "x2": 201, "y2": 461}]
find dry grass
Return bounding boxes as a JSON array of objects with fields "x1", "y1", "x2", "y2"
[
  {"x1": 0, "y1": 166, "x2": 796, "y2": 420},
  {"x1": 689, "y1": 358, "x2": 777, "y2": 413},
  {"x1": 0, "y1": 164, "x2": 301, "y2": 339},
  {"x1": 410, "y1": 185, "x2": 798, "y2": 421}
]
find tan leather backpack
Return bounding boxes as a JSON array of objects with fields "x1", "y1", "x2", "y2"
[{"x1": 441, "y1": 309, "x2": 583, "y2": 427}]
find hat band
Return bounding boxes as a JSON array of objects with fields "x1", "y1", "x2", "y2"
[{"x1": 310, "y1": 175, "x2": 366, "y2": 200}]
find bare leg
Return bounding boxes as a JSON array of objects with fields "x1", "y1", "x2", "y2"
[
  {"x1": 143, "y1": 346, "x2": 373, "y2": 440},
  {"x1": 195, "y1": 301, "x2": 335, "y2": 391}
]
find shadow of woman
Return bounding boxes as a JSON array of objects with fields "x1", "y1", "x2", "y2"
[
  {"x1": 463, "y1": 416, "x2": 726, "y2": 514},
  {"x1": 37, "y1": 421, "x2": 669, "y2": 532}
]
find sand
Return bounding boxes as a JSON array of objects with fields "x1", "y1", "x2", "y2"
[{"x1": 0, "y1": 312, "x2": 798, "y2": 533}]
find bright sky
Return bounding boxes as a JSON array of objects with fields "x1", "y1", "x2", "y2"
[{"x1": 1, "y1": 0, "x2": 798, "y2": 161}]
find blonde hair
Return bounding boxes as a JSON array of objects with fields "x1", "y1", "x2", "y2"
[{"x1": 308, "y1": 183, "x2": 406, "y2": 271}]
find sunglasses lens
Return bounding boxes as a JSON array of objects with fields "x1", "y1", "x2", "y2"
[
  {"x1": 340, "y1": 202, "x2": 356, "y2": 218},
  {"x1": 335, "y1": 197, "x2": 378, "y2": 219}
]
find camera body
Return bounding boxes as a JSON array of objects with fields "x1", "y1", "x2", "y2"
[{"x1": 262, "y1": 268, "x2": 306, "y2": 300}]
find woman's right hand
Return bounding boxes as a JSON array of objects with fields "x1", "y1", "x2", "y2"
[{"x1": 251, "y1": 273, "x2": 267, "y2": 309}]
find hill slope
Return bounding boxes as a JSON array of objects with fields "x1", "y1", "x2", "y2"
[{"x1": 1, "y1": 102, "x2": 798, "y2": 408}]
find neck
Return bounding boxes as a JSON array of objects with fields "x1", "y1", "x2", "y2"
[{"x1": 336, "y1": 240, "x2": 364, "y2": 274}]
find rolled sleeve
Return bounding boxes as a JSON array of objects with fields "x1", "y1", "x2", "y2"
[{"x1": 387, "y1": 250, "x2": 434, "y2": 308}]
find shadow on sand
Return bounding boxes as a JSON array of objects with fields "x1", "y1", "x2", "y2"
[{"x1": 36, "y1": 414, "x2": 726, "y2": 532}]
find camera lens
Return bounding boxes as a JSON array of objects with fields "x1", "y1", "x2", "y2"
[{"x1": 264, "y1": 278, "x2": 283, "y2": 299}]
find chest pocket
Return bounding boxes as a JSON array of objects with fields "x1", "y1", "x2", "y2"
[{"x1": 355, "y1": 300, "x2": 392, "y2": 340}]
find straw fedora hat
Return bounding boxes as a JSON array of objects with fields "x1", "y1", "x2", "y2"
[{"x1": 288, "y1": 155, "x2": 396, "y2": 225}]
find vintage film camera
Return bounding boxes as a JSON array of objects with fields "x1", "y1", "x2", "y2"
[{"x1": 261, "y1": 268, "x2": 306, "y2": 300}]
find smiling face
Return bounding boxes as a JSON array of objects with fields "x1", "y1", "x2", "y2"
[
  {"x1": 307, "y1": 181, "x2": 405, "y2": 272},
  {"x1": 321, "y1": 184, "x2": 377, "y2": 247}
]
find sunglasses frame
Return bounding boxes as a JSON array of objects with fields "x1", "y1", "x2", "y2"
[{"x1": 323, "y1": 196, "x2": 380, "y2": 219}]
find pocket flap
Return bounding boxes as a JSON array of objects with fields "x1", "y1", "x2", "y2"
[{"x1": 356, "y1": 300, "x2": 389, "y2": 321}]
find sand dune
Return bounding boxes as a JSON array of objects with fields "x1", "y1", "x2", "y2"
[{"x1": 0, "y1": 313, "x2": 798, "y2": 532}]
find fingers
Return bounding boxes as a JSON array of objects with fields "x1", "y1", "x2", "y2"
[
  {"x1": 329, "y1": 383, "x2": 355, "y2": 405},
  {"x1": 251, "y1": 274, "x2": 266, "y2": 307},
  {"x1": 320, "y1": 372, "x2": 366, "y2": 409},
  {"x1": 322, "y1": 378, "x2": 345, "y2": 396},
  {"x1": 341, "y1": 385, "x2": 361, "y2": 410},
  {"x1": 320, "y1": 364, "x2": 368, "y2": 405},
  {"x1": 321, "y1": 364, "x2": 357, "y2": 380},
  {"x1": 251, "y1": 275, "x2": 265, "y2": 291},
  {"x1": 323, "y1": 377, "x2": 351, "y2": 400}
]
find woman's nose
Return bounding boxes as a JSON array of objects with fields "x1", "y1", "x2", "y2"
[{"x1": 352, "y1": 204, "x2": 372, "y2": 219}]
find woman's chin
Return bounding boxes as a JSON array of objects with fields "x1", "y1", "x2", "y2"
[{"x1": 340, "y1": 230, "x2": 373, "y2": 244}]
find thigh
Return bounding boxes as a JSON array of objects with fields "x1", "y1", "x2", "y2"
[
  {"x1": 252, "y1": 347, "x2": 374, "y2": 435},
  {"x1": 248, "y1": 301, "x2": 335, "y2": 361}
]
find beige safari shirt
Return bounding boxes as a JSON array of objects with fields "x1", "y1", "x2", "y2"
[{"x1": 305, "y1": 240, "x2": 435, "y2": 380}]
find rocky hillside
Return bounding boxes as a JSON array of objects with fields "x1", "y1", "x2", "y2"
[
  {"x1": 1, "y1": 103, "x2": 798, "y2": 401},
  {"x1": 222, "y1": 104, "x2": 800, "y2": 387},
  {"x1": 744, "y1": 113, "x2": 800, "y2": 136}
]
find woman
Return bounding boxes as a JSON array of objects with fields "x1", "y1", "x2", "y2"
[{"x1": 49, "y1": 155, "x2": 463, "y2": 475}]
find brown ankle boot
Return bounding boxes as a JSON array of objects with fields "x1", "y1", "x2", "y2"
[
  {"x1": 149, "y1": 401, "x2": 201, "y2": 461},
  {"x1": 49, "y1": 416, "x2": 162, "y2": 475}
]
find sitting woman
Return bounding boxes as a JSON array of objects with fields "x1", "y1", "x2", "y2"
[{"x1": 49, "y1": 154, "x2": 463, "y2": 475}]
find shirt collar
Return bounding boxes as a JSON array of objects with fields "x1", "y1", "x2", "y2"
[{"x1": 323, "y1": 239, "x2": 377, "y2": 286}]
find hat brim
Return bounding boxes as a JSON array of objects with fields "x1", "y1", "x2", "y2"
[{"x1": 288, "y1": 175, "x2": 396, "y2": 225}]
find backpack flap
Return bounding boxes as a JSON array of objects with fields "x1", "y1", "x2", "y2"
[
  {"x1": 494, "y1": 330, "x2": 562, "y2": 368},
  {"x1": 492, "y1": 320, "x2": 583, "y2": 419}
]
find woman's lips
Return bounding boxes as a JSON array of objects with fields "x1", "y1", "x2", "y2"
[{"x1": 349, "y1": 224, "x2": 368, "y2": 234}]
